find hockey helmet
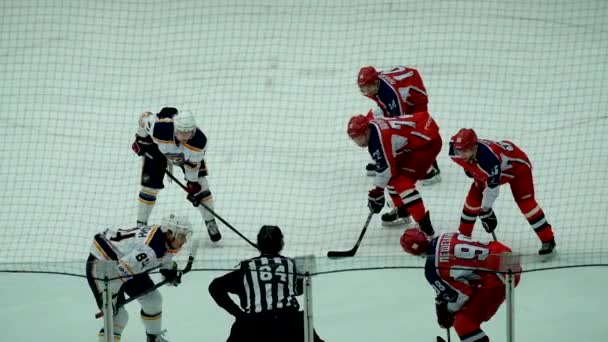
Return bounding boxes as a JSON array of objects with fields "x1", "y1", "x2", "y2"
[
  {"x1": 451, "y1": 128, "x2": 478, "y2": 151},
  {"x1": 161, "y1": 214, "x2": 193, "y2": 241},
  {"x1": 347, "y1": 114, "x2": 371, "y2": 138},
  {"x1": 357, "y1": 66, "x2": 379, "y2": 86},
  {"x1": 257, "y1": 225, "x2": 284, "y2": 254},
  {"x1": 400, "y1": 228, "x2": 430, "y2": 256},
  {"x1": 174, "y1": 111, "x2": 197, "y2": 133}
]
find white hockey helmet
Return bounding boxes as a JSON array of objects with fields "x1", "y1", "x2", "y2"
[
  {"x1": 161, "y1": 214, "x2": 193, "y2": 240},
  {"x1": 174, "y1": 111, "x2": 197, "y2": 133}
]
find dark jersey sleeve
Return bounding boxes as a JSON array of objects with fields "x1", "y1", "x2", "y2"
[
  {"x1": 152, "y1": 121, "x2": 175, "y2": 143},
  {"x1": 368, "y1": 123, "x2": 389, "y2": 173},
  {"x1": 475, "y1": 144, "x2": 501, "y2": 188},
  {"x1": 208, "y1": 269, "x2": 245, "y2": 317},
  {"x1": 146, "y1": 227, "x2": 168, "y2": 259},
  {"x1": 185, "y1": 129, "x2": 208, "y2": 151},
  {"x1": 424, "y1": 240, "x2": 460, "y2": 303},
  {"x1": 376, "y1": 80, "x2": 401, "y2": 117}
]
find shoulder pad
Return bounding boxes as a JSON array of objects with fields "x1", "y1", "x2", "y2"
[
  {"x1": 146, "y1": 227, "x2": 167, "y2": 258},
  {"x1": 152, "y1": 121, "x2": 175, "y2": 143},
  {"x1": 184, "y1": 129, "x2": 207, "y2": 151}
]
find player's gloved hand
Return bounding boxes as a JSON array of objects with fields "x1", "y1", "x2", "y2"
[
  {"x1": 131, "y1": 135, "x2": 154, "y2": 156},
  {"x1": 435, "y1": 299, "x2": 455, "y2": 329},
  {"x1": 479, "y1": 208, "x2": 497, "y2": 233},
  {"x1": 156, "y1": 107, "x2": 178, "y2": 119},
  {"x1": 160, "y1": 262, "x2": 182, "y2": 286},
  {"x1": 367, "y1": 187, "x2": 385, "y2": 214},
  {"x1": 186, "y1": 181, "x2": 203, "y2": 207}
]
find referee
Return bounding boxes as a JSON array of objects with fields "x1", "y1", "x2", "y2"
[{"x1": 209, "y1": 225, "x2": 325, "y2": 342}]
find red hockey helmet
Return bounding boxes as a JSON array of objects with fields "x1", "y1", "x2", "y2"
[
  {"x1": 400, "y1": 228, "x2": 430, "y2": 256},
  {"x1": 451, "y1": 128, "x2": 478, "y2": 151},
  {"x1": 347, "y1": 114, "x2": 371, "y2": 138},
  {"x1": 357, "y1": 66, "x2": 379, "y2": 86}
]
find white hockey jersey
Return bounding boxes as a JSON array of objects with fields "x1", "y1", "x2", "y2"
[
  {"x1": 137, "y1": 113, "x2": 208, "y2": 182},
  {"x1": 90, "y1": 225, "x2": 175, "y2": 281}
]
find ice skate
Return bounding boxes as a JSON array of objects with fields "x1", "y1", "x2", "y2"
[
  {"x1": 420, "y1": 164, "x2": 441, "y2": 186},
  {"x1": 538, "y1": 238, "x2": 556, "y2": 256},
  {"x1": 205, "y1": 219, "x2": 222, "y2": 242},
  {"x1": 381, "y1": 207, "x2": 411, "y2": 227},
  {"x1": 147, "y1": 330, "x2": 169, "y2": 342},
  {"x1": 417, "y1": 211, "x2": 435, "y2": 237}
]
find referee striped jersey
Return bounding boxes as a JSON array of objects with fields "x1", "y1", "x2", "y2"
[
  {"x1": 242, "y1": 255, "x2": 300, "y2": 313},
  {"x1": 209, "y1": 254, "x2": 302, "y2": 317}
]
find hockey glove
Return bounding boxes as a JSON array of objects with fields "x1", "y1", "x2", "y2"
[
  {"x1": 160, "y1": 262, "x2": 182, "y2": 286},
  {"x1": 186, "y1": 181, "x2": 203, "y2": 207},
  {"x1": 368, "y1": 187, "x2": 385, "y2": 214},
  {"x1": 479, "y1": 208, "x2": 497, "y2": 233},
  {"x1": 131, "y1": 135, "x2": 154, "y2": 156},
  {"x1": 435, "y1": 299, "x2": 455, "y2": 329},
  {"x1": 156, "y1": 107, "x2": 178, "y2": 119}
]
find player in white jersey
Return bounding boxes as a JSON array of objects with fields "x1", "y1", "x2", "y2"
[
  {"x1": 86, "y1": 214, "x2": 193, "y2": 342},
  {"x1": 131, "y1": 107, "x2": 221, "y2": 242}
]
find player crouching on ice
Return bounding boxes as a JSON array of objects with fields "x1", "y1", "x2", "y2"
[
  {"x1": 131, "y1": 107, "x2": 221, "y2": 242},
  {"x1": 356, "y1": 65, "x2": 441, "y2": 185},
  {"x1": 86, "y1": 215, "x2": 193, "y2": 342},
  {"x1": 449, "y1": 128, "x2": 556, "y2": 255},
  {"x1": 400, "y1": 228, "x2": 522, "y2": 342},
  {"x1": 347, "y1": 112, "x2": 441, "y2": 236}
]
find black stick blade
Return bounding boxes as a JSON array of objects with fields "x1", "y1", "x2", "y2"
[{"x1": 327, "y1": 249, "x2": 356, "y2": 258}]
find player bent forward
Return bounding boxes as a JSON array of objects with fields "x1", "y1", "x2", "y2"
[
  {"x1": 449, "y1": 128, "x2": 556, "y2": 255},
  {"x1": 131, "y1": 107, "x2": 221, "y2": 242},
  {"x1": 86, "y1": 215, "x2": 193, "y2": 342},
  {"x1": 347, "y1": 112, "x2": 441, "y2": 233},
  {"x1": 209, "y1": 225, "x2": 325, "y2": 342},
  {"x1": 357, "y1": 65, "x2": 441, "y2": 185},
  {"x1": 400, "y1": 229, "x2": 522, "y2": 342}
]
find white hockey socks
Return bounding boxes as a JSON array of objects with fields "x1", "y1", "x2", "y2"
[{"x1": 137, "y1": 187, "x2": 159, "y2": 226}]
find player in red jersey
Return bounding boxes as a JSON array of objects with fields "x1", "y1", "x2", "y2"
[
  {"x1": 347, "y1": 112, "x2": 442, "y2": 233},
  {"x1": 449, "y1": 128, "x2": 556, "y2": 255},
  {"x1": 401, "y1": 229, "x2": 522, "y2": 342},
  {"x1": 357, "y1": 65, "x2": 441, "y2": 185}
]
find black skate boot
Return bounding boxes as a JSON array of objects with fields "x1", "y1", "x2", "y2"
[
  {"x1": 538, "y1": 238, "x2": 556, "y2": 255},
  {"x1": 366, "y1": 162, "x2": 377, "y2": 176},
  {"x1": 417, "y1": 211, "x2": 435, "y2": 237},
  {"x1": 147, "y1": 331, "x2": 169, "y2": 342},
  {"x1": 205, "y1": 219, "x2": 222, "y2": 242},
  {"x1": 381, "y1": 206, "x2": 411, "y2": 227},
  {"x1": 421, "y1": 162, "x2": 441, "y2": 186}
]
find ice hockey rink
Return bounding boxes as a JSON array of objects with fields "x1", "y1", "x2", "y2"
[{"x1": 1, "y1": 0, "x2": 607, "y2": 341}]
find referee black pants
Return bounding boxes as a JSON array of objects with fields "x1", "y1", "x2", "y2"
[{"x1": 226, "y1": 309, "x2": 324, "y2": 342}]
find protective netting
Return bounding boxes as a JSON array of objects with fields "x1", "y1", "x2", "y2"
[{"x1": 1, "y1": 0, "x2": 607, "y2": 275}]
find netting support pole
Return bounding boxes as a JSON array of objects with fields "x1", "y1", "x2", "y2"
[
  {"x1": 505, "y1": 269, "x2": 515, "y2": 342},
  {"x1": 299, "y1": 255, "x2": 315, "y2": 342},
  {"x1": 101, "y1": 261, "x2": 114, "y2": 342}
]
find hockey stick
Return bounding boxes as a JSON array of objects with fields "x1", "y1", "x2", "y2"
[
  {"x1": 327, "y1": 211, "x2": 374, "y2": 258},
  {"x1": 142, "y1": 152, "x2": 258, "y2": 249},
  {"x1": 436, "y1": 328, "x2": 450, "y2": 342},
  {"x1": 94, "y1": 238, "x2": 201, "y2": 319},
  {"x1": 162, "y1": 168, "x2": 258, "y2": 249}
]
